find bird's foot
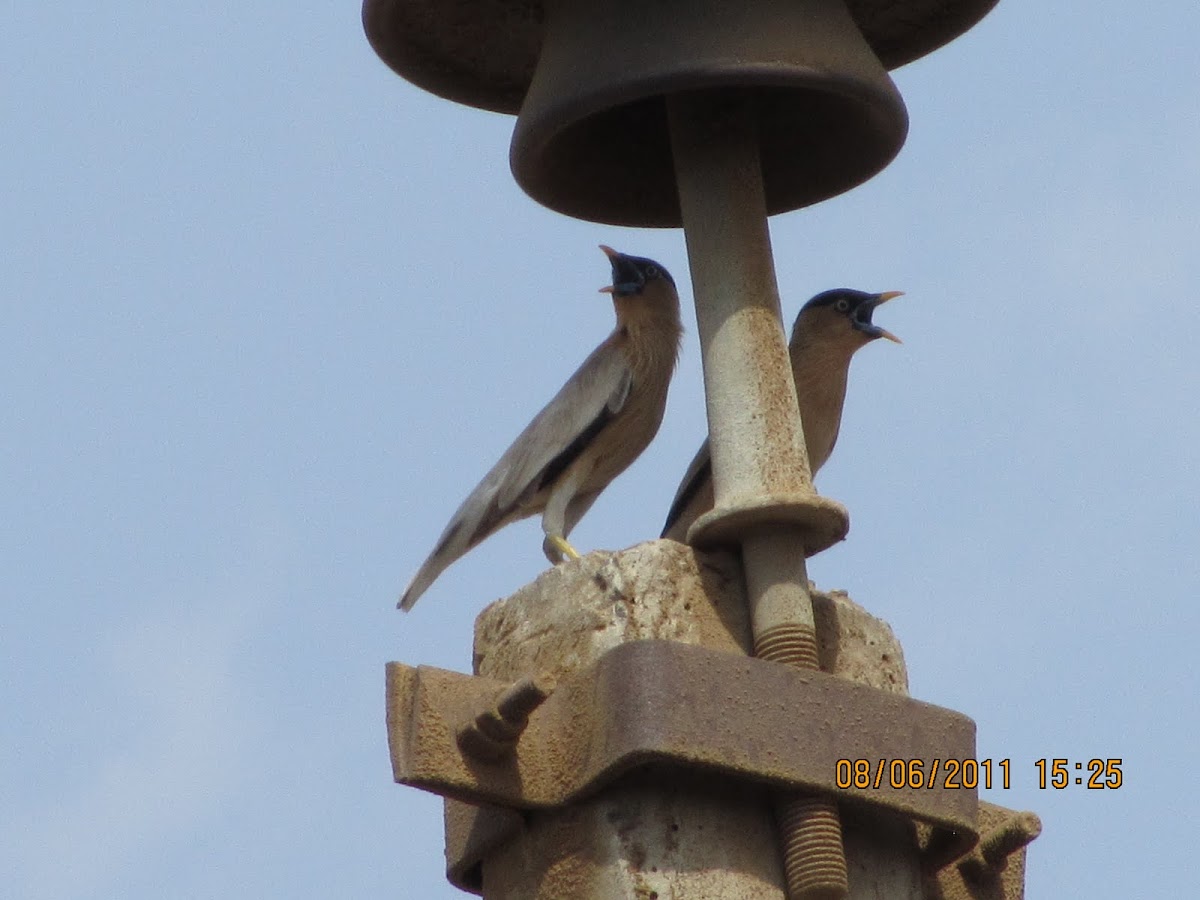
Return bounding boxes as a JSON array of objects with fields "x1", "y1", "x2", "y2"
[{"x1": 543, "y1": 534, "x2": 581, "y2": 564}]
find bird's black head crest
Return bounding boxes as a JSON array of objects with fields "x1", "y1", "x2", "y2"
[
  {"x1": 601, "y1": 245, "x2": 675, "y2": 297},
  {"x1": 800, "y1": 288, "x2": 902, "y2": 343}
]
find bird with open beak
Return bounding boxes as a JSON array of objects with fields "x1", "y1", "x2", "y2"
[
  {"x1": 400, "y1": 246, "x2": 683, "y2": 611},
  {"x1": 661, "y1": 287, "x2": 901, "y2": 543}
]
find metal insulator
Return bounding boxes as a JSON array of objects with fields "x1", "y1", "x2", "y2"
[{"x1": 363, "y1": 0, "x2": 999, "y2": 225}]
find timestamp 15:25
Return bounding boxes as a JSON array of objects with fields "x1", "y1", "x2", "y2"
[{"x1": 1035, "y1": 758, "x2": 1122, "y2": 789}]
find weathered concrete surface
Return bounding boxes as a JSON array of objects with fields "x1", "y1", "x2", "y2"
[
  {"x1": 474, "y1": 540, "x2": 779, "y2": 899},
  {"x1": 463, "y1": 539, "x2": 921, "y2": 899},
  {"x1": 474, "y1": 540, "x2": 909, "y2": 690},
  {"x1": 475, "y1": 540, "x2": 752, "y2": 678}
]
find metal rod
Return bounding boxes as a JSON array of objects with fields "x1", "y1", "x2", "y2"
[{"x1": 667, "y1": 89, "x2": 849, "y2": 900}]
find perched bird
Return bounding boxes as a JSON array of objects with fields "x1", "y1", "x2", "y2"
[
  {"x1": 661, "y1": 288, "x2": 901, "y2": 542},
  {"x1": 399, "y1": 246, "x2": 683, "y2": 611}
]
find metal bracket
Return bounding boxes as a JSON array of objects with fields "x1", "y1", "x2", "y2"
[{"x1": 388, "y1": 639, "x2": 979, "y2": 887}]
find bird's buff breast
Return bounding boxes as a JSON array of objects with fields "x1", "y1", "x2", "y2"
[{"x1": 579, "y1": 380, "x2": 671, "y2": 490}]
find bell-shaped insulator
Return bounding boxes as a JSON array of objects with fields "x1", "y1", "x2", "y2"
[{"x1": 364, "y1": 0, "x2": 1000, "y2": 225}]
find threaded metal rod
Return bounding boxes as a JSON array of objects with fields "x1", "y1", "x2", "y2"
[
  {"x1": 668, "y1": 91, "x2": 848, "y2": 900},
  {"x1": 744, "y1": 531, "x2": 848, "y2": 900}
]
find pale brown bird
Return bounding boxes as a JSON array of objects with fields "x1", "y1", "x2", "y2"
[
  {"x1": 400, "y1": 246, "x2": 682, "y2": 610},
  {"x1": 661, "y1": 288, "x2": 901, "y2": 543}
]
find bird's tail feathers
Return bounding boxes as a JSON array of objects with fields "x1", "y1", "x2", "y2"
[
  {"x1": 398, "y1": 515, "x2": 471, "y2": 611},
  {"x1": 398, "y1": 568, "x2": 436, "y2": 611},
  {"x1": 398, "y1": 480, "x2": 514, "y2": 611}
]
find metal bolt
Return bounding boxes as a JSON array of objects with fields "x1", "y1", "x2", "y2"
[
  {"x1": 457, "y1": 675, "x2": 554, "y2": 761},
  {"x1": 957, "y1": 810, "x2": 1042, "y2": 882}
]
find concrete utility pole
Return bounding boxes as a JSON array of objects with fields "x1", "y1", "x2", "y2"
[{"x1": 366, "y1": 0, "x2": 1040, "y2": 897}]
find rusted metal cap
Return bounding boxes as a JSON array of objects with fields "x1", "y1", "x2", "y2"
[
  {"x1": 363, "y1": 0, "x2": 997, "y2": 224},
  {"x1": 363, "y1": 0, "x2": 999, "y2": 114}
]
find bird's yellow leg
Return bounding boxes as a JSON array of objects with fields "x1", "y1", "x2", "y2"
[
  {"x1": 542, "y1": 467, "x2": 586, "y2": 564},
  {"x1": 543, "y1": 533, "x2": 581, "y2": 564}
]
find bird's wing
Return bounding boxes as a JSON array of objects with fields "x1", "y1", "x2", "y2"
[
  {"x1": 399, "y1": 336, "x2": 631, "y2": 611},
  {"x1": 660, "y1": 437, "x2": 712, "y2": 539},
  {"x1": 495, "y1": 337, "x2": 631, "y2": 511}
]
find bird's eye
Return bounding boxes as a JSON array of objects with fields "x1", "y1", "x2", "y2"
[
  {"x1": 834, "y1": 298, "x2": 850, "y2": 313},
  {"x1": 643, "y1": 265, "x2": 658, "y2": 278}
]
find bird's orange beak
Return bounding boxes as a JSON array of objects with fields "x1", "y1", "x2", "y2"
[
  {"x1": 598, "y1": 244, "x2": 618, "y2": 293},
  {"x1": 873, "y1": 291, "x2": 904, "y2": 343}
]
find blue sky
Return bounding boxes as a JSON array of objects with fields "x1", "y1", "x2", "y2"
[{"x1": 4, "y1": 2, "x2": 1197, "y2": 897}]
